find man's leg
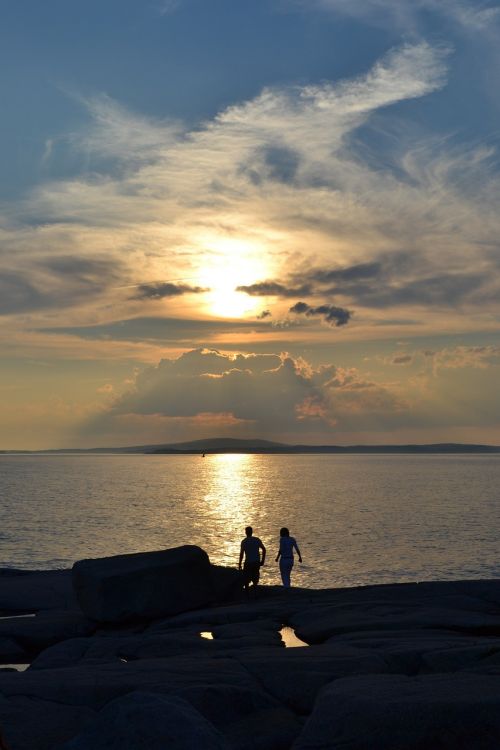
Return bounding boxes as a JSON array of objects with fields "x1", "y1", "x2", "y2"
[
  {"x1": 243, "y1": 562, "x2": 251, "y2": 594},
  {"x1": 250, "y1": 563, "x2": 260, "y2": 594}
]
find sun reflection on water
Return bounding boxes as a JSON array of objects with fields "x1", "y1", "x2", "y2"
[{"x1": 200, "y1": 453, "x2": 259, "y2": 567}]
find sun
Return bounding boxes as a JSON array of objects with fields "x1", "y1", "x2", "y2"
[{"x1": 196, "y1": 237, "x2": 271, "y2": 318}]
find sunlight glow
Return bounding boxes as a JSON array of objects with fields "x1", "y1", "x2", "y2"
[{"x1": 196, "y1": 236, "x2": 272, "y2": 318}]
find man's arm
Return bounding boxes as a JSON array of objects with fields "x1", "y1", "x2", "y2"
[
  {"x1": 293, "y1": 540, "x2": 302, "y2": 563},
  {"x1": 259, "y1": 540, "x2": 266, "y2": 566},
  {"x1": 238, "y1": 541, "x2": 244, "y2": 569}
]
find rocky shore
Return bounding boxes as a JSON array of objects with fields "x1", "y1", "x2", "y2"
[{"x1": 1, "y1": 546, "x2": 500, "y2": 748}]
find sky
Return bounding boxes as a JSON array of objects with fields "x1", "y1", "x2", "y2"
[{"x1": 1, "y1": 0, "x2": 500, "y2": 449}]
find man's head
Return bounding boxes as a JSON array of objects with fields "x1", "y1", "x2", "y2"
[{"x1": 245, "y1": 526, "x2": 253, "y2": 536}]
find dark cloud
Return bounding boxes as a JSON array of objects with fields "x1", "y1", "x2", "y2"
[
  {"x1": 236, "y1": 281, "x2": 312, "y2": 297},
  {"x1": 332, "y1": 272, "x2": 485, "y2": 309},
  {"x1": 261, "y1": 145, "x2": 300, "y2": 183},
  {"x1": 289, "y1": 301, "x2": 352, "y2": 327},
  {"x1": 132, "y1": 282, "x2": 208, "y2": 300},
  {"x1": 391, "y1": 354, "x2": 413, "y2": 365},
  {"x1": 0, "y1": 271, "x2": 44, "y2": 315},
  {"x1": 240, "y1": 145, "x2": 300, "y2": 186},
  {"x1": 40, "y1": 316, "x2": 273, "y2": 343},
  {"x1": 236, "y1": 249, "x2": 493, "y2": 314},
  {"x1": 305, "y1": 250, "x2": 491, "y2": 309},
  {"x1": 0, "y1": 256, "x2": 120, "y2": 315},
  {"x1": 311, "y1": 262, "x2": 382, "y2": 283},
  {"x1": 41, "y1": 256, "x2": 117, "y2": 278},
  {"x1": 256, "y1": 309, "x2": 272, "y2": 319}
]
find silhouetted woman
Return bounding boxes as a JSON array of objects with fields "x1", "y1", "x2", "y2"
[{"x1": 275, "y1": 527, "x2": 302, "y2": 588}]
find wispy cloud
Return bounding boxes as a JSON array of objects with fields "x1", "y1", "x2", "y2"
[
  {"x1": 302, "y1": 0, "x2": 500, "y2": 32},
  {"x1": 157, "y1": 0, "x2": 181, "y2": 16},
  {"x1": 132, "y1": 282, "x2": 209, "y2": 300},
  {"x1": 236, "y1": 281, "x2": 312, "y2": 298},
  {"x1": 3, "y1": 40, "x2": 500, "y2": 343}
]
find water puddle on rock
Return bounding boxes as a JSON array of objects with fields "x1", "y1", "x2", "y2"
[
  {"x1": 200, "y1": 631, "x2": 214, "y2": 640},
  {"x1": 280, "y1": 626, "x2": 308, "y2": 648}
]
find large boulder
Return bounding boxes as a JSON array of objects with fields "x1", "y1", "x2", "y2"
[
  {"x1": 0, "y1": 694, "x2": 96, "y2": 750},
  {"x1": 294, "y1": 673, "x2": 500, "y2": 749},
  {"x1": 59, "y1": 691, "x2": 228, "y2": 749},
  {"x1": 176, "y1": 684, "x2": 302, "y2": 750},
  {"x1": 210, "y1": 565, "x2": 243, "y2": 602},
  {"x1": 72, "y1": 546, "x2": 214, "y2": 623}
]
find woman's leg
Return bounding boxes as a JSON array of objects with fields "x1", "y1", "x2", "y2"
[{"x1": 280, "y1": 559, "x2": 294, "y2": 587}]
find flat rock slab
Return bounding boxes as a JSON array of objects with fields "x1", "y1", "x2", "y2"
[
  {"x1": 238, "y1": 648, "x2": 388, "y2": 713},
  {"x1": 294, "y1": 672, "x2": 500, "y2": 749},
  {"x1": 72, "y1": 546, "x2": 214, "y2": 623},
  {"x1": 0, "y1": 569, "x2": 77, "y2": 614},
  {"x1": 291, "y1": 602, "x2": 500, "y2": 643},
  {"x1": 30, "y1": 632, "x2": 219, "y2": 669},
  {"x1": 0, "y1": 655, "x2": 259, "y2": 710},
  {"x1": 0, "y1": 611, "x2": 94, "y2": 658}
]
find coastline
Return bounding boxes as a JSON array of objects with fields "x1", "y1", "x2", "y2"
[{"x1": 1, "y1": 557, "x2": 500, "y2": 748}]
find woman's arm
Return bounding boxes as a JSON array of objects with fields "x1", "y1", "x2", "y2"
[
  {"x1": 275, "y1": 549, "x2": 281, "y2": 562},
  {"x1": 293, "y1": 540, "x2": 302, "y2": 563}
]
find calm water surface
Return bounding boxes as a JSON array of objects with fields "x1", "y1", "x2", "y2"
[{"x1": 0, "y1": 453, "x2": 499, "y2": 588}]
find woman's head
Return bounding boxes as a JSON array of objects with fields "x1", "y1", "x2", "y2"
[{"x1": 280, "y1": 527, "x2": 289, "y2": 537}]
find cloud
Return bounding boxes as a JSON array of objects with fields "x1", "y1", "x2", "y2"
[
  {"x1": 83, "y1": 348, "x2": 405, "y2": 441},
  {"x1": 289, "y1": 251, "x2": 494, "y2": 310},
  {"x1": 311, "y1": 262, "x2": 382, "y2": 283},
  {"x1": 158, "y1": 0, "x2": 181, "y2": 15},
  {"x1": 303, "y1": 0, "x2": 500, "y2": 32},
  {"x1": 105, "y1": 349, "x2": 307, "y2": 426},
  {"x1": 240, "y1": 145, "x2": 301, "y2": 186},
  {"x1": 256, "y1": 309, "x2": 272, "y2": 319},
  {"x1": 132, "y1": 282, "x2": 208, "y2": 300},
  {"x1": 290, "y1": 301, "x2": 352, "y2": 326},
  {"x1": 40, "y1": 316, "x2": 274, "y2": 344},
  {"x1": 429, "y1": 345, "x2": 500, "y2": 371},
  {"x1": 5, "y1": 38, "x2": 500, "y2": 343},
  {"x1": 236, "y1": 281, "x2": 312, "y2": 298},
  {"x1": 390, "y1": 354, "x2": 413, "y2": 365},
  {"x1": 68, "y1": 94, "x2": 181, "y2": 170},
  {"x1": 0, "y1": 255, "x2": 122, "y2": 316},
  {"x1": 0, "y1": 271, "x2": 45, "y2": 315}
]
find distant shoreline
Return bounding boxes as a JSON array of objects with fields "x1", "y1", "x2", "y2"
[{"x1": 2, "y1": 441, "x2": 500, "y2": 455}]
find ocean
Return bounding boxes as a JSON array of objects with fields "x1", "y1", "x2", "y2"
[{"x1": 0, "y1": 453, "x2": 499, "y2": 588}]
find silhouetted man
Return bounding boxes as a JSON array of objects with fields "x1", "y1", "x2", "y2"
[{"x1": 239, "y1": 526, "x2": 266, "y2": 594}]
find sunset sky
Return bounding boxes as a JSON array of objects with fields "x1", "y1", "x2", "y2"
[{"x1": 1, "y1": 0, "x2": 500, "y2": 449}]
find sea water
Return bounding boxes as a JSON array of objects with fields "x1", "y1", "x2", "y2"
[{"x1": 0, "y1": 453, "x2": 499, "y2": 588}]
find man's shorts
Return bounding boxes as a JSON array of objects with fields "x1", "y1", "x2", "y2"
[{"x1": 243, "y1": 561, "x2": 260, "y2": 586}]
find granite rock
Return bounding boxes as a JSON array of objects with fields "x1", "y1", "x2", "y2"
[
  {"x1": 0, "y1": 569, "x2": 77, "y2": 614},
  {"x1": 59, "y1": 691, "x2": 228, "y2": 750},
  {"x1": 294, "y1": 672, "x2": 500, "y2": 749},
  {"x1": 72, "y1": 546, "x2": 214, "y2": 623}
]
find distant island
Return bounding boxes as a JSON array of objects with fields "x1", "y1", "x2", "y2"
[{"x1": 3, "y1": 437, "x2": 500, "y2": 454}]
